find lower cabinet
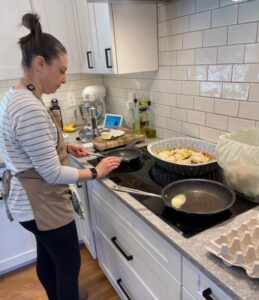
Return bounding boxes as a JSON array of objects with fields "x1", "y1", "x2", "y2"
[
  {"x1": 0, "y1": 201, "x2": 36, "y2": 275},
  {"x1": 182, "y1": 257, "x2": 232, "y2": 300}
]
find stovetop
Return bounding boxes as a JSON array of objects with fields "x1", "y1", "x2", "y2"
[{"x1": 89, "y1": 148, "x2": 257, "y2": 238}]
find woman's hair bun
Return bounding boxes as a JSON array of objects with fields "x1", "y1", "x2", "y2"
[{"x1": 21, "y1": 13, "x2": 42, "y2": 38}]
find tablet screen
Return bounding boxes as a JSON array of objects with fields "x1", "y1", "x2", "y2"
[{"x1": 103, "y1": 114, "x2": 123, "y2": 129}]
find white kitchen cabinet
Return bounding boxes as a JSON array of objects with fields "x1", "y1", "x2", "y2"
[
  {"x1": 76, "y1": 0, "x2": 158, "y2": 74},
  {"x1": 87, "y1": 180, "x2": 181, "y2": 300},
  {"x1": 0, "y1": 201, "x2": 36, "y2": 275},
  {"x1": 31, "y1": 0, "x2": 82, "y2": 74},
  {"x1": 182, "y1": 257, "x2": 232, "y2": 300},
  {"x1": 0, "y1": 0, "x2": 31, "y2": 80}
]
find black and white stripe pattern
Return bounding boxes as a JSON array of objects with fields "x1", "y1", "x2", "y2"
[{"x1": 0, "y1": 88, "x2": 79, "y2": 222}]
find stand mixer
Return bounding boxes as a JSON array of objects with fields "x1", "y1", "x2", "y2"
[{"x1": 78, "y1": 85, "x2": 106, "y2": 140}]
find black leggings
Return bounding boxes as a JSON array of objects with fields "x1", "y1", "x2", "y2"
[{"x1": 20, "y1": 220, "x2": 81, "y2": 300}]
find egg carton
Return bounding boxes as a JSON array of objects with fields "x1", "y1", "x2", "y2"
[{"x1": 206, "y1": 216, "x2": 259, "y2": 278}]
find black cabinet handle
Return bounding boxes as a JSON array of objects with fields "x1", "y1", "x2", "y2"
[
  {"x1": 111, "y1": 236, "x2": 133, "y2": 261},
  {"x1": 77, "y1": 183, "x2": 82, "y2": 188},
  {"x1": 105, "y1": 48, "x2": 112, "y2": 68},
  {"x1": 202, "y1": 288, "x2": 214, "y2": 300},
  {"x1": 86, "y1": 51, "x2": 93, "y2": 69},
  {"x1": 117, "y1": 279, "x2": 131, "y2": 300}
]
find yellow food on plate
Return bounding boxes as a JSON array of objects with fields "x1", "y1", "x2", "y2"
[
  {"x1": 156, "y1": 147, "x2": 214, "y2": 164},
  {"x1": 171, "y1": 194, "x2": 186, "y2": 209},
  {"x1": 100, "y1": 131, "x2": 113, "y2": 140}
]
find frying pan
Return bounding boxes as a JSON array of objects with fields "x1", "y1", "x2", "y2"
[
  {"x1": 162, "y1": 179, "x2": 236, "y2": 216},
  {"x1": 112, "y1": 179, "x2": 236, "y2": 216}
]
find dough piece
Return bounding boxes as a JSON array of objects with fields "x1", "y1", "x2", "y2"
[{"x1": 101, "y1": 131, "x2": 113, "y2": 140}]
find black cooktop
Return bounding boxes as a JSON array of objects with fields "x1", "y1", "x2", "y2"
[{"x1": 89, "y1": 148, "x2": 257, "y2": 238}]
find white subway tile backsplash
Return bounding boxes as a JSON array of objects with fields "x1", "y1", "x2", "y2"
[
  {"x1": 158, "y1": 21, "x2": 171, "y2": 37},
  {"x1": 200, "y1": 82, "x2": 222, "y2": 97},
  {"x1": 171, "y1": 16, "x2": 189, "y2": 35},
  {"x1": 249, "y1": 83, "x2": 259, "y2": 102},
  {"x1": 239, "y1": 101, "x2": 259, "y2": 120},
  {"x1": 189, "y1": 11, "x2": 211, "y2": 31},
  {"x1": 203, "y1": 27, "x2": 227, "y2": 47},
  {"x1": 154, "y1": 116, "x2": 166, "y2": 128},
  {"x1": 176, "y1": 0, "x2": 195, "y2": 17},
  {"x1": 222, "y1": 83, "x2": 249, "y2": 100},
  {"x1": 188, "y1": 65, "x2": 207, "y2": 80},
  {"x1": 166, "y1": 35, "x2": 183, "y2": 51},
  {"x1": 233, "y1": 64, "x2": 259, "y2": 82},
  {"x1": 239, "y1": 0, "x2": 259, "y2": 23},
  {"x1": 208, "y1": 65, "x2": 232, "y2": 81},
  {"x1": 206, "y1": 113, "x2": 228, "y2": 130},
  {"x1": 159, "y1": 51, "x2": 177, "y2": 66},
  {"x1": 217, "y1": 45, "x2": 245, "y2": 64},
  {"x1": 177, "y1": 49, "x2": 195, "y2": 65},
  {"x1": 220, "y1": 0, "x2": 248, "y2": 7},
  {"x1": 156, "y1": 66, "x2": 171, "y2": 79},
  {"x1": 161, "y1": 93, "x2": 177, "y2": 106},
  {"x1": 228, "y1": 23, "x2": 257, "y2": 45},
  {"x1": 195, "y1": 48, "x2": 217, "y2": 65},
  {"x1": 159, "y1": 37, "x2": 166, "y2": 51},
  {"x1": 163, "y1": 129, "x2": 182, "y2": 139},
  {"x1": 194, "y1": 96, "x2": 214, "y2": 112},
  {"x1": 212, "y1": 5, "x2": 238, "y2": 27},
  {"x1": 177, "y1": 95, "x2": 194, "y2": 109},
  {"x1": 228, "y1": 117, "x2": 255, "y2": 132},
  {"x1": 183, "y1": 31, "x2": 203, "y2": 49},
  {"x1": 182, "y1": 122, "x2": 200, "y2": 137},
  {"x1": 166, "y1": 118, "x2": 182, "y2": 132},
  {"x1": 199, "y1": 126, "x2": 221, "y2": 143},
  {"x1": 182, "y1": 81, "x2": 200, "y2": 96},
  {"x1": 159, "y1": 80, "x2": 182, "y2": 94},
  {"x1": 214, "y1": 99, "x2": 239, "y2": 117},
  {"x1": 187, "y1": 110, "x2": 205, "y2": 125},
  {"x1": 171, "y1": 107, "x2": 187, "y2": 121},
  {"x1": 196, "y1": 0, "x2": 219, "y2": 12},
  {"x1": 245, "y1": 44, "x2": 259, "y2": 63},
  {"x1": 171, "y1": 66, "x2": 188, "y2": 80}
]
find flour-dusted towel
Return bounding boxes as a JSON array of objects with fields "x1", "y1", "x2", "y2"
[{"x1": 69, "y1": 184, "x2": 85, "y2": 220}]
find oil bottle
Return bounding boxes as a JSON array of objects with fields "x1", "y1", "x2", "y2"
[{"x1": 146, "y1": 100, "x2": 156, "y2": 139}]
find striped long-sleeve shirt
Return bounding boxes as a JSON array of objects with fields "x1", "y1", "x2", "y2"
[{"x1": 0, "y1": 88, "x2": 79, "y2": 222}]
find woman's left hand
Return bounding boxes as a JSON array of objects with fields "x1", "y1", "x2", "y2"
[{"x1": 67, "y1": 143, "x2": 90, "y2": 158}]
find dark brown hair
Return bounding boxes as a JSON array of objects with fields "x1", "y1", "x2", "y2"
[{"x1": 18, "y1": 13, "x2": 67, "y2": 69}]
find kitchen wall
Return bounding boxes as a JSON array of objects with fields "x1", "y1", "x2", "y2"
[
  {"x1": 0, "y1": 73, "x2": 103, "y2": 126},
  {"x1": 103, "y1": 0, "x2": 259, "y2": 143}
]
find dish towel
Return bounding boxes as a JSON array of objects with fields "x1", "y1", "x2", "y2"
[{"x1": 69, "y1": 184, "x2": 85, "y2": 220}]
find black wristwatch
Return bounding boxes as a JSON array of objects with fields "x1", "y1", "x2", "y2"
[{"x1": 90, "y1": 167, "x2": 98, "y2": 180}]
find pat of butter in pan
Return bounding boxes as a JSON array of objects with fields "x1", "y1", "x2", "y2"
[{"x1": 171, "y1": 194, "x2": 186, "y2": 208}]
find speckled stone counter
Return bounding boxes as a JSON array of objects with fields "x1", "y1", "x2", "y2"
[{"x1": 66, "y1": 132, "x2": 259, "y2": 300}]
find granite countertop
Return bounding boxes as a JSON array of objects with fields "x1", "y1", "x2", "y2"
[{"x1": 66, "y1": 132, "x2": 259, "y2": 300}]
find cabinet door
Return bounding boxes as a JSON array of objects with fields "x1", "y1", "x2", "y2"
[
  {"x1": 75, "y1": 0, "x2": 96, "y2": 73},
  {"x1": 0, "y1": 201, "x2": 36, "y2": 275},
  {"x1": 90, "y1": 3, "x2": 114, "y2": 74},
  {"x1": 0, "y1": 0, "x2": 31, "y2": 80},
  {"x1": 31, "y1": 0, "x2": 82, "y2": 74}
]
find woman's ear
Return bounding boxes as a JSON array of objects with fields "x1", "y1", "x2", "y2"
[{"x1": 33, "y1": 56, "x2": 45, "y2": 73}]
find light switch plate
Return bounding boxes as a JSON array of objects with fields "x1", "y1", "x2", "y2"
[{"x1": 67, "y1": 92, "x2": 76, "y2": 107}]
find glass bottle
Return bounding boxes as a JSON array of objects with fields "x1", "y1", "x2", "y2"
[
  {"x1": 131, "y1": 94, "x2": 140, "y2": 132},
  {"x1": 146, "y1": 100, "x2": 156, "y2": 139},
  {"x1": 139, "y1": 96, "x2": 149, "y2": 134}
]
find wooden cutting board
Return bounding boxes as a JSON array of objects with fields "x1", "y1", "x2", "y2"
[{"x1": 92, "y1": 127, "x2": 145, "y2": 151}]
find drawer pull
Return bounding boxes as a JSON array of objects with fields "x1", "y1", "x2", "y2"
[
  {"x1": 105, "y1": 48, "x2": 112, "y2": 68},
  {"x1": 111, "y1": 236, "x2": 133, "y2": 261},
  {"x1": 117, "y1": 279, "x2": 131, "y2": 300},
  {"x1": 202, "y1": 288, "x2": 214, "y2": 300},
  {"x1": 86, "y1": 51, "x2": 94, "y2": 69}
]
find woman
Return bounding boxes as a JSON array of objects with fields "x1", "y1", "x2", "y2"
[{"x1": 0, "y1": 13, "x2": 120, "y2": 300}]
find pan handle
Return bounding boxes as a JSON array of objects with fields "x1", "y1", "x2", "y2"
[{"x1": 202, "y1": 288, "x2": 215, "y2": 300}]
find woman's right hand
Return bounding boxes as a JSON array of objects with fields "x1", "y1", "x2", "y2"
[{"x1": 96, "y1": 156, "x2": 121, "y2": 178}]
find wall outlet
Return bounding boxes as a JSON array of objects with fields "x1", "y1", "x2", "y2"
[{"x1": 67, "y1": 92, "x2": 76, "y2": 107}]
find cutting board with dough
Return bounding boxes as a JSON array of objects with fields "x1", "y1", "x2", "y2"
[{"x1": 92, "y1": 127, "x2": 145, "y2": 151}]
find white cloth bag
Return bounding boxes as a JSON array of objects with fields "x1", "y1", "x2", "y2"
[{"x1": 216, "y1": 128, "x2": 259, "y2": 201}]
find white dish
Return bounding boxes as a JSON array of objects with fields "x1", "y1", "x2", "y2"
[{"x1": 110, "y1": 129, "x2": 124, "y2": 138}]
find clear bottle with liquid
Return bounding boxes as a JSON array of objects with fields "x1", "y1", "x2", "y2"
[
  {"x1": 131, "y1": 94, "x2": 140, "y2": 132},
  {"x1": 146, "y1": 100, "x2": 156, "y2": 139},
  {"x1": 139, "y1": 96, "x2": 149, "y2": 134}
]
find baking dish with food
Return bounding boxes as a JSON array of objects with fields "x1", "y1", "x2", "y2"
[{"x1": 147, "y1": 137, "x2": 219, "y2": 176}]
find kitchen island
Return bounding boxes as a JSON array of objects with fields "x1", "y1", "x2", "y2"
[{"x1": 67, "y1": 134, "x2": 259, "y2": 300}]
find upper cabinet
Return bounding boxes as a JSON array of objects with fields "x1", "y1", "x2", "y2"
[
  {"x1": 31, "y1": 0, "x2": 82, "y2": 74},
  {"x1": 0, "y1": 0, "x2": 31, "y2": 80},
  {"x1": 76, "y1": 0, "x2": 158, "y2": 74}
]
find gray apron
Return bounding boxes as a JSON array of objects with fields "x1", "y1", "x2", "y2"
[{"x1": 2, "y1": 112, "x2": 75, "y2": 231}]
